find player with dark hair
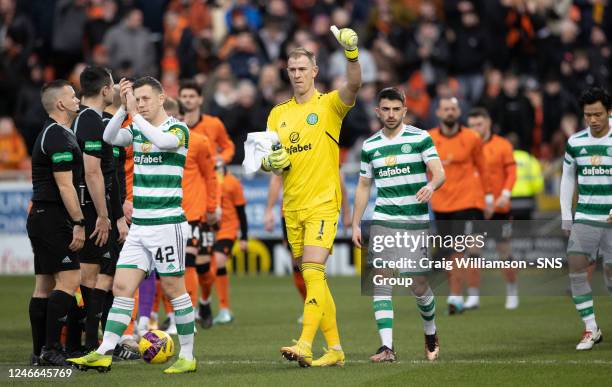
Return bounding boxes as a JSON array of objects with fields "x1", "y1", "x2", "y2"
[
  {"x1": 70, "y1": 66, "x2": 128, "y2": 355},
  {"x1": 28, "y1": 80, "x2": 85, "y2": 365},
  {"x1": 353, "y1": 87, "x2": 445, "y2": 362},
  {"x1": 429, "y1": 97, "x2": 492, "y2": 314},
  {"x1": 467, "y1": 107, "x2": 517, "y2": 309},
  {"x1": 68, "y1": 76, "x2": 196, "y2": 373},
  {"x1": 561, "y1": 86, "x2": 612, "y2": 350},
  {"x1": 178, "y1": 80, "x2": 230, "y2": 327},
  {"x1": 212, "y1": 166, "x2": 248, "y2": 324}
]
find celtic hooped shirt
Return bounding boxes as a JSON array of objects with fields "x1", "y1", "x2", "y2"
[
  {"x1": 360, "y1": 125, "x2": 439, "y2": 224},
  {"x1": 564, "y1": 126, "x2": 612, "y2": 226},
  {"x1": 128, "y1": 116, "x2": 189, "y2": 225}
]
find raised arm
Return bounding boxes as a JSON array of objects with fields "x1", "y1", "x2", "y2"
[
  {"x1": 331, "y1": 25, "x2": 362, "y2": 106},
  {"x1": 103, "y1": 106, "x2": 133, "y2": 146}
]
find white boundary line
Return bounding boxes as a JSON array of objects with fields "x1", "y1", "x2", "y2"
[
  {"x1": 2, "y1": 359, "x2": 612, "y2": 366},
  {"x1": 194, "y1": 359, "x2": 612, "y2": 365}
]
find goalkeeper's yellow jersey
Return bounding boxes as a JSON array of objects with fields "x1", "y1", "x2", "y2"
[{"x1": 267, "y1": 89, "x2": 353, "y2": 212}]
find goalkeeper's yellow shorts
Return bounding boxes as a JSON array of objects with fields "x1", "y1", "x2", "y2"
[{"x1": 284, "y1": 200, "x2": 339, "y2": 259}]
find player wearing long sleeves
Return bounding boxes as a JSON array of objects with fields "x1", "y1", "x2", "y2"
[
  {"x1": 261, "y1": 26, "x2": 362, "y2": 367},
  {"x1": 67, "y1": 77, "x2": 197, "y2": 374},
  {"x1": 467, "y1": 108, "x2": 517, "y2": 310},
  {"x1": 560, "y1": 87, "x2": 612, "y2": 351}
]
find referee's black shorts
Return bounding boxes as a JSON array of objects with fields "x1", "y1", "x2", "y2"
[
  {"x1": 27, "y1": 202, "x2": 80, "y2": 275},
  {"x1": 434, "y1": 208, "x2": 484, "y2": 237},
  {"x1": 78, "y1": 201, "x2": 117, "y2": 275}
]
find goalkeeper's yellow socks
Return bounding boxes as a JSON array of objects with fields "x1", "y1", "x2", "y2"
[
  {"x1": 320, "y1": 281, "x2": 341, "y2": 349},
  {"x1": 298, "y1": 263, "x2": 327, "y2": 345}
]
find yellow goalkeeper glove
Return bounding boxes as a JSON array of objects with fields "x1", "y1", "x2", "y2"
[
  {"x1": 330, "y1": 25, "x2": 359, "y2": 61},
  {"x1": 262, "y1": 145, "x2": 290, "y2": 172}
]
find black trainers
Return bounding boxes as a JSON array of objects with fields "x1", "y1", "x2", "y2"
[
  {"x1": 40, "y1": 345, "x2": 69, "y2": 366},
  {"x1": 112, "y1": 342, "x2": 141, "y2": 361},
  {"x1": 159, "y1": 317, "x2": 171, "y2": 331},
  {"x1": 31, "y1": 353, "x2": 43, "y2": 366},
  {"x1": 198, "y1": 302, "x2": 213, "y2": 329}
]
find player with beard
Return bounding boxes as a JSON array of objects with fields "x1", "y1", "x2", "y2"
[{"x1": 428, "y1": 97, "x2": 492, "y2": 314}]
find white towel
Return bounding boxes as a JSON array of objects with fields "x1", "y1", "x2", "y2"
[{"x1": 242, "y1": 131, "x2": 280, "y2": 174}]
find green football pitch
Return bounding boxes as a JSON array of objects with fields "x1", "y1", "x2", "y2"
[{"x1": 1, "y1": 275, "x2": 610, "y2": 386}]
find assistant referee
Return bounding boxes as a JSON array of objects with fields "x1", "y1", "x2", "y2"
[{"x1": 27, "y1": 80, "x2": 86, "y2": 366}]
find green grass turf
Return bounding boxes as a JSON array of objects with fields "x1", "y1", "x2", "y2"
[{"x1": 0, "y1": 275, "x2": 611, "y2": 386}]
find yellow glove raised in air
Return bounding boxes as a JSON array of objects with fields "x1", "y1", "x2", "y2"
[
  {"x1": 262, "y1": 145, "x2": 291, "y2": 173},
  {"x1": 330, "y1": 25, "x2": 359, "y2": 61}
]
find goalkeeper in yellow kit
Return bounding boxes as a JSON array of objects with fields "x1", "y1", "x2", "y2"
[{"x1": 261, "y1": 26, "x2": 361, "y2": 367}]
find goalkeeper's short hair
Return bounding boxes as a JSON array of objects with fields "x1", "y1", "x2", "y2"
[{"x1": 288, "y1": 47, "x2": 316, "y2": 65}]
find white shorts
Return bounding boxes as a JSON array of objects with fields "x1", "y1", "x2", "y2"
[{"x1": 117, "y1": 222, "x2": 189, "y2": 277}]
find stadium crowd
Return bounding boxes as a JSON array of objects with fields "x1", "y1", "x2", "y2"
[{"x1": 0, "y1": 0, "x2": 610, "y2": 170}]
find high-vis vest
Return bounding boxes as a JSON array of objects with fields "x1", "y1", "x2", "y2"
[{"x1": 511, "y1": 150, "x2": 544, "y2": 198}]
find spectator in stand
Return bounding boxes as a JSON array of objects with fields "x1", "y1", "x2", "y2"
[
  {"x1": 405, "y1": 17, "x2": 450, "y2": 95},
  {"x1": 103, "y1": 8, "x2": 156, "y2": 78},
  {"x1": 478, "y1": 68, "x2": 503, "y2": 116},
  {"x1": 224, "y1": 80, "x2": 268, "y2": 165},
  {"x1": 51, "y1": 0, "x2": 88, "y2": 78},
  {"x1": 258, "y1": 16, "x2": 288, "y2": 63},
  {"x1": 587, "y1": 26, "x2": 611, "y2": 90},
  {"x1": 14, "y1": 63, "x2": 46, "y2": 154},
  {"x1": 0, "y1": 0, "x2": 34, "y2": 116},
  {"x1": 208, "y1": 78, "x2": 237, "y2": 127},
  {"x1": 563, "y1": 49, "x2": 598, "y2": 96},
  {"x1": 541, "y1": 74, "x2": 580, "y2": 144},
  {"x1": 225, "y1": 0, "x2": 262, "y2": 33},
  {"x1": 258, "y1": 64, "x2": 282, "y2": 108},
  {"x1": 447, "y1": 8, "x2": 487, "y2": 104},
  {"x1": 84, "y1": 0, "x2": 118, "y2": 54},
  {"x1": 0, "y1": 116, "x2": 27, "y2": 171},
  {"x1": 227, "y1": 31, "x2": 264, "y2": 82},
  {"x1": 491, "y1": 71, "x2": 534, "y2": 151}
]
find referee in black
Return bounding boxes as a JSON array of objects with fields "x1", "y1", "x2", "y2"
[
  {"x1": 67, "y1": 66, "x2": 122, "y2": 355},
  {"x1": 28, "y1": 80, "x2": 85, "y2": 366}
]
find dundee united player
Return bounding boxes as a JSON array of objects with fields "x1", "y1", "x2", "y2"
[
  {"x1": 212, "y1": 167, "x2": 249, "y2": 324},
  {"x1": 178, "y1": 81, "x2": 229, "y2": 327},
  {"x1": 429, "y1": 97, "x2": 492, "y2": 314},
  {"x1": 467, "y1": 108, "x2": 517, "y2": 310},
  {"x1": 261, "y1": 25, "x2": 362, "y2": 367}
]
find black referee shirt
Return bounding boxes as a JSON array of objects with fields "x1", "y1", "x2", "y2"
[
  {"x1": 73, "y1": 105, "x2": 115, "y2": 197},
  {"x1": 103, "y1": 111, "x2": 127, "y2": 203},
  {"x1": 31, "y1": 118, "x2": 83, "y2": 204}
]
